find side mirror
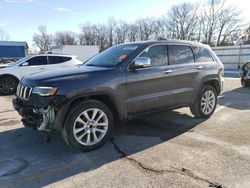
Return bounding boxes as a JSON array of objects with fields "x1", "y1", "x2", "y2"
[
  {"x1": 133, "y1": 57, "x2": 151, "y2": 69},
  {"x1": 22, "y1": 62, "x2": 29, "y2": 66}
]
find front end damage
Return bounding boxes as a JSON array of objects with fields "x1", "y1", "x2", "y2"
[{"x1": 13, "y1": 92, "x2": 67, "y2": 132}]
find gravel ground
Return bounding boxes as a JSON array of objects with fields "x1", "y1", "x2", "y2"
[{"x1": 0, "y1": 78, "x2": 250, "y2": 188}]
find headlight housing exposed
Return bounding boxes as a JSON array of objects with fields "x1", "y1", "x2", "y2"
[{"x1": 32, "y1": 87, "x2": 58, "y2": 96}]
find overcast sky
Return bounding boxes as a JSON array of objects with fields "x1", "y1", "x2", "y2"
[{"x1": 0, "y1": 0, "x2": 249, "y2": 47}]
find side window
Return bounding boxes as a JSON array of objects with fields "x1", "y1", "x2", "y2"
[
  {"x1": 48, "y1": 56, "x2": 72, "y2": 64},
  {"x1": 26, "y1": 56, "x2": 48, "y2": 66},
  {"x1": 168, "y1": 45, "x2": 195, "y2": 65},
  {"x1": 193, "y1": 47, "x2": 214, "y2": 62},
  {"x1": 140, "y1": 45, "x2": 168, "y2": 67}
]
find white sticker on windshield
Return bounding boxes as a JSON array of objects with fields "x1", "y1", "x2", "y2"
[{"x1": 123, "y1": 46, "x2": 138, "y2": 50}]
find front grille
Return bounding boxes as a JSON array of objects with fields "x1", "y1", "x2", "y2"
[{"x1": 16, "y1": 84, "x2": 33, "y2": 100}]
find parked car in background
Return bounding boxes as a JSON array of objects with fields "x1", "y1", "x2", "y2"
[
  {"x1": 240, "y1": 62, "x2": 250, "y2": 87},
  {"x1": 0, "y1": 54, "x2": 83, "y2": 95},
  {"x1": 13, "y1": 40, "x2": 224, "y2": 152}
]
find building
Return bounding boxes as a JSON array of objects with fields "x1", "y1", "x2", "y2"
[
  {"x1": 0, "y1": 41, "x2": 28, "y2": 60},
  {"x1": 51, "y1": 45, "x2": 99, "y2": 62}
]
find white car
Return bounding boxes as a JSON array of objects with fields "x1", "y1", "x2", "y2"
[{"x1": 0, "y1": 54, "x2": 83, "y2": 95}]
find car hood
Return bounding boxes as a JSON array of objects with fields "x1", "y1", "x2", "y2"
[{"x1": 21, "y1": 65, "x2": 112, "y2": 86}]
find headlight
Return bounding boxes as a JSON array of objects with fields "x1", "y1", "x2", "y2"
[{"x1": 32, "y1": 87, "x2": 58, "y2": 96}]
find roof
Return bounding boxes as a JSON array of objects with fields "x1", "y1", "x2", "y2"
[
  {"x1": 28, "y1": 53, "x2": 77, "y2": 58},
  {"x1": 51, "y1": 45, "x2": 99, "y2": 50},
  {"x1": 123, "y1": 40, "x2": 209, "y2": 48},
  {"x1": 0, "y1": 41, "x2": 29, "y2": 49}
]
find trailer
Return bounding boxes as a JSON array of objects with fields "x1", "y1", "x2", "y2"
[{"x1": 51, "y1": 45, "x2": 99, "y2": 62}]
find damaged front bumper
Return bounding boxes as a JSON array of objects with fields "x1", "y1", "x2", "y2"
[{"x1": 13, "y1": 95, "x2": 67, "y2": 131}]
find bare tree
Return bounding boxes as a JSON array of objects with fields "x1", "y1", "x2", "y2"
[
  {"x1": 216, "y1": 6, "x2": 241, "y2": 45},
  {"x1": 54, "y1": 31, "x2": 78, "y2": 45},
  {"x1": 94, "y1": 24, "x2": 108, "y2": 51},
  {"x1": 106, "y1": 18, "x2": 117, "y2": 47},
  {"x1": 165, "y1": 3, "x2": 200, "y2": 40},
  {"x1": 79, "y1": 23, "x2": 97, "y2": 45},
  {"x1": 202, "y1": 0, "x2": 225, "y2": 45},
  {"x1": 114, "y1": 20, "x2": 128, "y2": 44},
  {"x1": 127, "y1": 24, "x2": 139, "y2": 42},
  {"x1": 32, "y1": 25, "x2": 53, "y2": 52},
  {"x1": 136, "y1": 18, "x2": 156, "y2": 40},
  {"x1": 0, "y1": 29, "x2": 10, "y2": 41}
]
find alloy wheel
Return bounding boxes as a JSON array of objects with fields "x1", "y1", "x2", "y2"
[{"x1": 73, "y1": 108, "x2": 109, "y2": 146}]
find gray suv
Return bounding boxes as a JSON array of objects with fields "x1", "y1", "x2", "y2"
[{"x1": 13, "y1": 40, "x2": 224, "y2": 151}]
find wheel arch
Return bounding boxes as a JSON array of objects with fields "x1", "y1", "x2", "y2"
[
  {"x1": 0, "y1": 74, "x2": 20, "y2": 84},
  {"x1": 54, "y1": 92, "x2": 122, "y2": 130},
  {"x1": 201, "y1": 78, "x2": 221, "y2": 95}
]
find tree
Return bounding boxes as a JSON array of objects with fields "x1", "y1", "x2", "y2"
[
  {"x1": 165, "y1": 3, "x2": 200, "y2": 40},
  {"x1": 32, "y1": 25, "x2": 53, "y2": 52},
  {"x1": 0, "y1": 29, "x2": 10, "y2": 41},
  {"x1": 79, "y1": 23, "x2": 97, "y2": 45},
  {"x1": 114, "y1": 20, "x2": 128, "y2": 44},
  {"x1": 54, "y1": 31, "x2": 78, "y2": 45},
  {"x1": 136, "y1": 18, "x2": 156, "y2": 40},
  {"x1": 216, "y1": 6, "x2": 241, "y2": 46}
]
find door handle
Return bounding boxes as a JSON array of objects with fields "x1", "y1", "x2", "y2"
[
  {"x1": 40, "y1": 68, "x2": 45, "y2": 70},
  {"x1": 163, "y1": 70, "x2": 173, "y2": 74},
  {"x1": 196, "y1": 65, "x2": 204, "y2": 70}
]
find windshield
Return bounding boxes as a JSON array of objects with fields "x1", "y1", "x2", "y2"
[
  {"x1": 85, "y1": 44, "x2": 141, "y2": 67},
  {"x1": 8, "y1": 56, "x2": 31, "y2": 66}
]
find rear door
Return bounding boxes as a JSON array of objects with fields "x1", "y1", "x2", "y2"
[
  {"x1": 126, "y1": 44, "x2": 176, "y2": 114},
  {"x1": 166, "y1": 44, "x2": 202, "y2": 105},
  {"x1": 48, "y1": 56, "x2": 73, "y2": 69}
]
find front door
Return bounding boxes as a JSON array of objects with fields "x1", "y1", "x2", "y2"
[
  {"x1": 19, "y1": 56, "x2": 49, "y2": 79},
  {"x1": 126, "y1": 44, "x2": 176, "y2": 114}
]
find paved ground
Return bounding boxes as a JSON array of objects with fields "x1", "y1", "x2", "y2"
[{"x1": 0, "y1": 78, "x2": 250, "y2": 188}]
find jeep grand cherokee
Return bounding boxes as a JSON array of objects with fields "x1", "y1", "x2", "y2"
[{"x1": 13, "y1": 40, "x2": 224, "y2": 151}]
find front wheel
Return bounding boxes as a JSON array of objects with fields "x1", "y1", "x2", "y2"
[
  {"x1": 0, "y1": 76, "x2": 18, "y2": 95},
  {"x1": 62, "y1": 100, "x2": 114, "y2": 152},
  {"x1": 190, "y1": 85, "x2": 217, "y2": 118}
]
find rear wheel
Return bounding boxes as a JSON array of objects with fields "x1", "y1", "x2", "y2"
[
  {"x1": 190, "y1": 85, "x2": 217, "y2": 118},
  {"x1": 0, "y1": 76, "x2": 18, "y2": 95},
  {"x1": 62, "y1": 100, "x2": 114, "y2": 152},
  {"x1": 241, "y1": 78, "x2": 250, "y2": 87}
]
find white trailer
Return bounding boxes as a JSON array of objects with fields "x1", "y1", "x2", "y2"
[{"x1": 51, "y1": 45, "x2": 99, "y2": 62}]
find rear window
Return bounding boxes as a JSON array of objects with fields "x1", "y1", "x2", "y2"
[
  {"x1": 27, "y1": 56, "x2": 48, "y2": 66},
  {"x1": 193, "y1": 47, "x2": 214, "y2": 62},
  {"x1": 48, "y1": 56, "x2": 72, "y2": 64},
  {"x1": 168, "y1": 45, "x2": 194, "y2": 65}
]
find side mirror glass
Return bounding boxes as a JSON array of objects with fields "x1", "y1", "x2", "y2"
[
  {"x1": 134, "y1": 57, "x2": 151, "y2": 69},
  {"x1": 22, "y1": 62, "x2": 29, "y2": 66}
]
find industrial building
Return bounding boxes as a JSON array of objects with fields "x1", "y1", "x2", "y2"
[{"x1": 0, "y1": 41, "x2": 28, "y2": 60}]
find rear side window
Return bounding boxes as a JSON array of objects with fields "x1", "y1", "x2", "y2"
[
  {"x1": 48, "y1": 56, "x2": 72, "y2": 64},
  {"x1": 193, "y1": 47, "x2": 214, "y2": 62},
  {"x1": 168, "y1": 45, "x2": 194, "y2": 65},
  {"x1": 140, "y1": 45, "x2": 168, "y2": 67},
  {"x1": 27, "y1": 56, "x2": 48, "y2": 66}
]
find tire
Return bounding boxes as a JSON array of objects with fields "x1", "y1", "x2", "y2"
[
  {"x1": 190, "y1": 85, "x2": 217, "y2": 118},
  {"x1": 0, "y1": 76, "x2": 18, "y2": 95},
  {"x1": 62, "y1": 100, "x2": 114, "y2": 152},
  {"x1": 241, "y1": 78, "x2": 250, "y2": 87}
]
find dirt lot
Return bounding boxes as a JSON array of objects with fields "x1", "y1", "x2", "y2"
[{"x1": 0, "y1": 78, "x2": 250, "y2": 188}]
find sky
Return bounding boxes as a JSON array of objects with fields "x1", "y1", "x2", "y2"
[{"x1": 0, "y1": 0, "x2": 249, "y2": 48}]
